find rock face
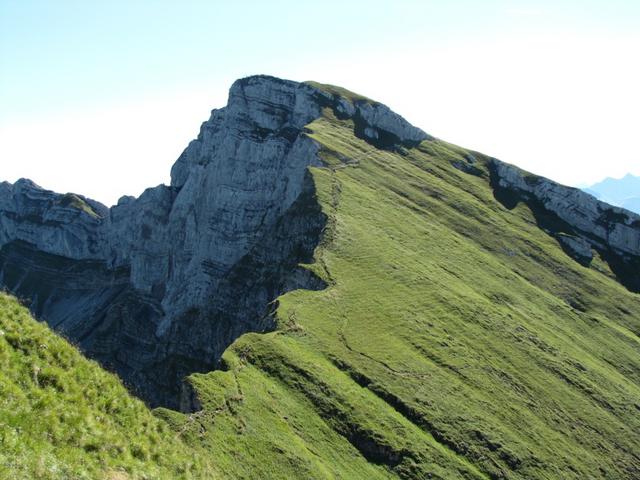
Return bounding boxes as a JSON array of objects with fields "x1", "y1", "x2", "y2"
[
  {"x1": 0, "y1": 75, "x2": 428, "y2": 408},
  {"x1": 489, "y1": 159, "x2": 640, "y2": 291}
]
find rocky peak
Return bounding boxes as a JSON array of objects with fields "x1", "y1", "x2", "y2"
[
  {"x1": 8, "y1": 73, "x2": 637, "y2": 411},
  {"x1": 0, "y1": 75, "x2": 431, "y2": 408},
  {"x1": 170, "y1": 75, "x2": 429, "y2": 188}
]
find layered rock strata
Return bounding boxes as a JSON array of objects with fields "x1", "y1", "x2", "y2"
[{"x1": 489, "y1": 160, "x2": 640, "y2": 291}]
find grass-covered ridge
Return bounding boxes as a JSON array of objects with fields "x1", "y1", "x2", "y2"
[
  {"x1": 0, "y1": 292, "x2": 216, "y2": 479},
  {"x1": 172, "y1": 110, "x2": 640, "y2": 478},
  {"x1": 57, "y1": 193, "x2": 101, "y2": 218}
]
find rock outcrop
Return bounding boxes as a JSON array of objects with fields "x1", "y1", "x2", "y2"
[
  {"x1": 0, "y1": 75, "x2": 428, "y2": 408},
  {"x1": 489, "y1": 159, "x2": 640, "y2": 291}
]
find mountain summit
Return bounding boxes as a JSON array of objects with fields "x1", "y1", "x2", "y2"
[{"x1": 1, "y1": 75, "x2": 639, "y2": 479}]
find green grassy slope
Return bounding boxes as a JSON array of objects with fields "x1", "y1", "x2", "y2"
[
  {"x1": 171, "y1": 108, "x2": 640, "y2": 479},
  {"x1": 0, "y1": 292, "x2": 217, "y2": 480}
]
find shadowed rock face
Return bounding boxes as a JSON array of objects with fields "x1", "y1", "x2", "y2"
[
  {"x1": 0, "y1": 75, "x2": 428, "y2": 408},
  {"x1": 488, "y1": 159, "x2": 640, "y2": 291}
]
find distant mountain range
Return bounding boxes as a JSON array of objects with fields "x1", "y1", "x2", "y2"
[{"x1": 584, "y1": 173, "x2": 640, "y2": 214}]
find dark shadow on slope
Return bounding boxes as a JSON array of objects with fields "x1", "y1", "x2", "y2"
[
  {"x1": 488, "y1": 164, "x2": 640, "y2": 293},
  {"x1": 598, "y1": 250, "x2": 640, "y2": 293},
  {"x1": 0, "y1": 241, "x2": 186, "y2": 403},
  {"x1": 165, "y1": 169, "x2": 328, "y2": 411},
  {"x1": 0, "y1": 241, "x2": 131, "y2": 331},
  {"x1": 0, "y1": 170, "x2": 328, "y2": 409},
  {"x1": 329, "y1": 357, "x2": 514, "y2": 480}
]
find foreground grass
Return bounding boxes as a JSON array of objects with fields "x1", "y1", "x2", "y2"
[{"x1": 0, "y1": 293, "x2": 216, "y2": 480}]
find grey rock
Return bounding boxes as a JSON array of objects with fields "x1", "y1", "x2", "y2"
[
  {"x1": 452, "y1": 153, "x2": 483, "y2": 176},
  {"x1": 489, "y1": 159, "x2": 640, "y2": 290},
  {"x1": 557, "y1": 234, "x2": 594, "y2": 264},
  {"x1": 356, "y1": 101, "x2": 429, "y2": 145},
  {"x1": 490, "y1": 160, "x2": 640, "y2": 257}
]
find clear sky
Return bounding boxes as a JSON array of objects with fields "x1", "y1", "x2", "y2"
[{"x1": 1, "y1": 0, "x2": 639, "y2": 206}]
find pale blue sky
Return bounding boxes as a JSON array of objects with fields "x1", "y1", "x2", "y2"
[{"x1": 1, "y1": 1, "x2": 639, "y2": 205}]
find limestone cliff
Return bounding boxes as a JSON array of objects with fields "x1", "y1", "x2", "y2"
[
  {"x1": 0, "y1": 75, "x2": 428, "y2": 407},
  {"x1": 488, "y1": 159, "x2": 640, "y2": 291}
]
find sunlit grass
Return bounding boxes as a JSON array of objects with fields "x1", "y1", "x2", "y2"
[
  {"x1": 0, "y1": 292, "x2": 217, "y2": 479},
  {"x1": 172, "y1": 113, "x2": 640, "y2": 478}
]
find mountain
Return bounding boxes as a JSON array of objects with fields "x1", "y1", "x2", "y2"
[
  {"x1": 0, "y1": 77, "x2": 426, "y2": 409},
  {"x1": 1, "y1": 75, "x2": 639, "y2": 479},
  {"x1": 584, "y1": 173, "x2": 640, "y2": 214}
]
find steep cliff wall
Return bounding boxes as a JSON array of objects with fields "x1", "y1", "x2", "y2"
[{"x1": 0, "y1": 75, "x2": 428, "y2": 407}]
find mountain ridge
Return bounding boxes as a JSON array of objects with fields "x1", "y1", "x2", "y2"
[
  {"x1": 583, "y1": 173, "x2": 640, "y2": 215},
  {"x1": 0, "y1": 75, "x2": 432, "y2": 408},
  {"x1": 1, "y1": 75, "x2": 639, "y2": 407},
  {"x1": 1, "y1": 75, "x2": 640, "y2": 479}
]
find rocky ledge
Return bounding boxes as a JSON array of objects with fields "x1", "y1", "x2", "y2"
[{"x1": 489, "y1": 159, "x2": 640, "y2": 291}]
